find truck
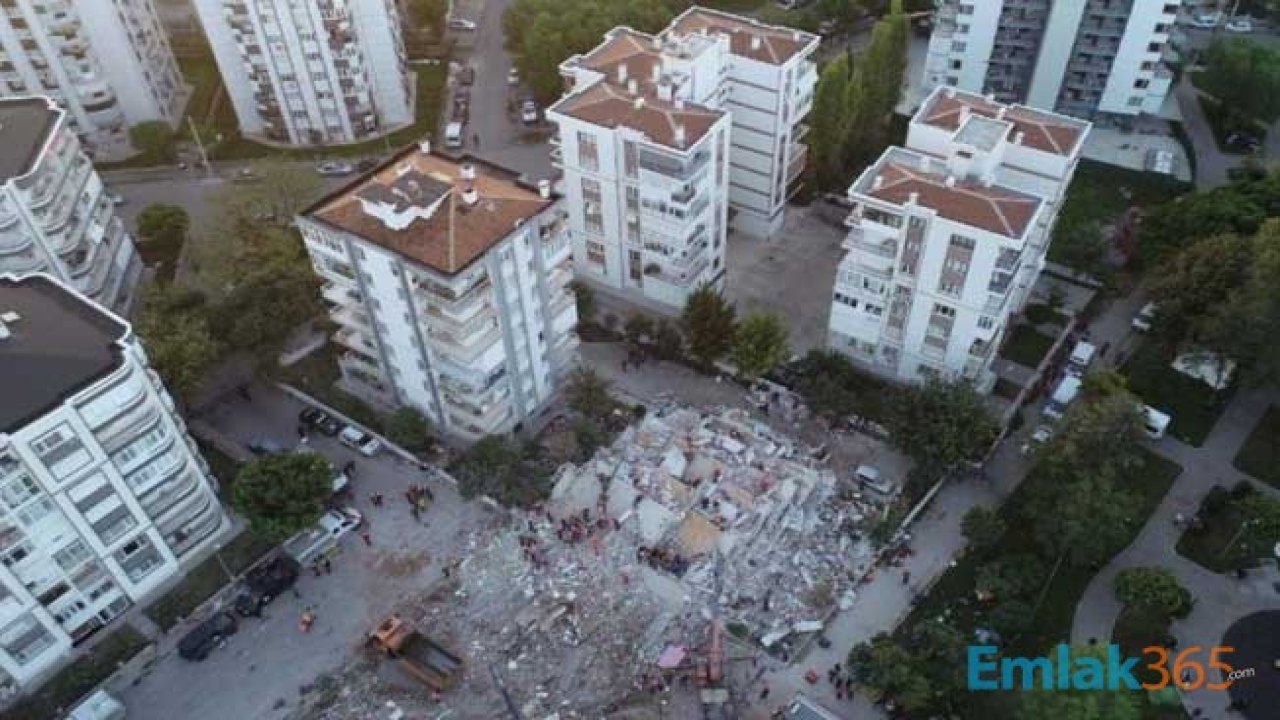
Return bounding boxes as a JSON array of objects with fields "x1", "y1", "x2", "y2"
[{"x1": 368, "y1": 615, "x2": 464, "y2": 692}]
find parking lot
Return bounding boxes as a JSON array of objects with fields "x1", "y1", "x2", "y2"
[{"x1": 113, "y1": 385, "x2": 490, "y2": 720}]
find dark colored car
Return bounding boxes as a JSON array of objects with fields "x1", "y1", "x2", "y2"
[
  {"x1": 247, "y1": 437, "x2": 286, "y2": 455},
  {"x1": 299, "y1": 407, "x2": 341, "y2": 436},
  {"x1": 235, "y1": 555, "x2": 300, "y2": 617},
  {"x1": 177, "y1": 611, "x2": 238, "y2": 661},
  {"x1": 355, "y1": 158, "x2": 378, "y2": 173}
]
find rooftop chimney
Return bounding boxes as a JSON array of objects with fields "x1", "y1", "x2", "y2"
[
  {"x1": 750, "y1": 35, "x2": 762, "y2": 51},
  {"x1": 945, "y1": 87, "x2": 957, "y2": 99},
  {"x1": 657, "y1": 82, "x2": 674, "y2": 102},
  {"x1": 674, "y1": 124, "x2": 686, "y2": 147},
  {"x1": 460, "y1": 163, "x2": 476, "y2": 181},
  {"x1": 674, "y1": 98, "x2": 685, "y2": 110},
  {"x1": 652, "y1": 62, "x2": 662, "y2": 82},
  {"x1": 907, "y1": 191, "x2": 919, "y2": 205},
  {"x1": 418, "y1": 139, "x2": 431, "y2": 155},
  {"x1": 538, "y1": 178, "x2": 552, "y2": 199},
  {"x1": 1013, "y1": 131, "x2": 1025, "y2": 145},
  {"x1": 872, "y1": 175, "x2": 884, "y2": 190},
  {"x1": 627, "y1": 78, "x2": 639, "y2": 95},
  {"x1": 944, "y1": 175, "x2": 957, "y2": 188},
  {"x1": 461, "y1": 186, "x2": 480, "y2": 206},
  {"x1": 617, "y1": 63, "x2": 628, "y2": 83},
  {"x1": 959, "y1": 106, "x2": 971, "y2": 124},
  {"x1": 996, "y1": 107, "x2": 1007, "y2": 119},
  {"x1": 633, "y1": 96, "x2": 645, "y2": 110}
]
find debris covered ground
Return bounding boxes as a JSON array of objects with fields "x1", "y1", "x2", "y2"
[{"x1": 299, "y1": 404, "x2": 892, "y2": 719}]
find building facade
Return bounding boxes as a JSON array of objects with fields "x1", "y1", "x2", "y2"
[
  {"x1": 549, "y1": 8, "x2": 816, "y2": 309},
  {"x1": 0, "y1": 0, "x2": 185, "y2": 159},
  {"x1": 298, "y1": 143, "x2": 578, "y2": 440},
  {"x1": 923, "y1": 0, "x2": 1180, "y2": 124},
  {"x1": 193, "y1": 0, "x2": 412, "y2": 146},
  {"x1": 0, "y1": 274, "x2": 230, "y2": 689},
  {"x1": 827, "y1": 87, "x2": 1089, "y2": 390},
  {"x1": 0, "y1": 97, "x2": 142, "y2": 315}
]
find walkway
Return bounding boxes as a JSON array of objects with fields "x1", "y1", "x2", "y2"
[
  {"x1": 1069, "y1": 386, "x2": 1280, "y2": 718},
  {"x1": 1174, "y1": 76, "x2": 1238, "y2": 190}
]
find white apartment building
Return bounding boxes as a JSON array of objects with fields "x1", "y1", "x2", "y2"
[
  {"x1": 298, "y1": 143, "x2": 578, "y2": 440},
  {"x1": 827, "y1": 87, "x2": 1089, "y2": 390},
  {"x1": 0, "y1": 0, "x2": 185, "y2": 159},
  {"x1": 193, "y1": 0, "x2": 412, "y2": 146},
  {"x1": 0, "y1": 97, "x2": 142, "y2": 315},
  {"x1": 549, "y1": 8, "x2": 817, "y2": 309},
  {"x1": 0, "y1": 273, "x2": 230, "y2": 689},
  {"x1": 924, "y1": 0, "x2": 1180, "y2": 124}
]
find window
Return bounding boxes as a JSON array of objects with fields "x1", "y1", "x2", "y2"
[
  {"x1": 958, "y1": 3, "x2": 973, "y2": 14},
  {"x1": 833, "y1": 292, "x2": 858, "y2": 308},
  {"x1": 623, "y1": 141, "x2": 637, "y2": 178},
  {"x1": 951, "y1": 41, "x2": 966, "y2": 52},
  {"x1": 112, "y1": 423, "x2": 168, "y2": 470},
  {"x1": 1128, "y1": 96, "x2": 1144, "y2": 107},
  {"x1": 0, "y1": 616, "x2": 55, "y2": 666},
  {"x1": 586, "y1": 241, "x2": 606, "y2": 267},
  {"x1": 933, "y1": 303, "x2": 956, "y2": 318},
  {"x1": 978, "y1": 315, "x2": 994, "y2": 330},
  {"x1": 863, "y1": 208, "x2": 902, "y2": 228},
  {"x1": 53, "y1": 541, "x2": 91, "y2": 573},
  {"x1": 16, "y1": 498, "x2": 56, "y2": 527},
  {"x1": 30, "y1": 425, "x2": 90, "y2": 478},
  {"x1": 949, "y1": 235, "x2": 976, "y2": 251},
  {"x1": 1147, "y1": 42, "x2": 1160, "y2": 53},
  {"x1": 581, "y1": 178, "x2": 604, "y2": 235},
  {"x1": 950, "y1": 59, "x2": 962, "y2": 70},
  {"x1": 939, "y1": 281, "x2": 961, "y2": 296},
  {"x1": 0, "y1": 474, "x2": 39, "y2": 510},
  {"x1": 577, "y1": 132, "x2": 599, "y2": 172},
  {"x1": 864, "y1": 304, "x2": 883, "y2": 317},
  {"x1": 1134, "y1": 79, "x2": 1149, "y2": 89}
]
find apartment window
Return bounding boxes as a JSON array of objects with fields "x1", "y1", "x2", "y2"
[
  {"x1": 0, "y1": 474, "x2": 39, "y2": 510},
  {"x1": 577, "y1": 131, "x2": 599, "y2": 172},
  {"x1": 586, "y1": 240, "x2": 606, "y2": 267},
  {"x1": 978, "y1": 315, "x2": 994, "y2": 330},
  {"x1": 16, "y1": 498, "x2": 56, "y2": 527},
  {"x1": 949, "y1": 235, "x2": 976, "y2": 251},
  {"x1": 864, "y1": 304, "x2": 884, "y2": 317},
  {"x1": 30, "y1": 425, "x2": 91, "y2": 480},
  {"x1": 863, "y1": 208, "x2": 902, "y2": 228},
  {"x1": 1134, "y1": 78, "x2": 1150, "y2": 89},
  {"x1": 957, "y1": 3, "x2": 973, "y2": 14},
  {"x1": 950, "y1": 59, "x2": 962, "y2": 70},
  {"x1": 939, "y1": 281, "x2": 961, "y2": 296},
  {"x1": 0, "y1": 616, "x2": 55, "y2": 666},
  {"x1": 1147, "y1": 42, "x2": 1160, "y2": 53},
  {"x1": 581, "y1": 179, "x2": 604, "y2": 235},
  {"x1": 1162, "y1": 3, "x2": 1178, "y2": 12},
  {"x1": 623, "y1": 141, "x2": 638, "y2": 178},
  {"x1": 951, "y1": 41, "x2": 967, "y2": 53},
  {"x1": 53, "y1": 541, "x2": 91, "y2": 573},
  {"x1": 833, "y1": 292, "x2": 858, "y2": 309},
  {"x1": 933, "y1": 303, "x2": 956, "y2": 318},
  {"x1": 1128, "y1": 96, "x2": 1144, "y2": 107},
  {"x1": 917, "y1": 364, "x2": 941, "y2": 381}
]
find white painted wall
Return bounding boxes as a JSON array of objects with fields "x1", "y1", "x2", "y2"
[{"x1": 1025, "y1": 0, "x2": 1089, "y2": 110}]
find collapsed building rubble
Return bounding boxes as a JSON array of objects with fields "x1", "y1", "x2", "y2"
[{"x1": 304, "y1": 404, "x2": 893, "y2": 719}]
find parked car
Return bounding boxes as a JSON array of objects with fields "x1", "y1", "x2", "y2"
[
  {"x1": 299, "y1": 407, "x2": 341, "y2": 436},
  {"x1": 1131, "y1": 302, "x2": 1157, "y2": 333},
  {"x1": 1066, "y1": 340, "x2": 1096, "y2": 376},
  {"x1": 234, "y1": 555, "x2": 301, "y2": 617},
  {"x1": 457, "y1": 65, "x2": 475, "y2": 86},
  {"x1": 178, "y1": 611, "x2": 239, "y2": 661},
  {"x1": 1188, "y1": 12, "x2": 1221, "y2": 28},
  {"x1": 67, "y1": 690, "x2": 126, "y2": 720},
  {"x1": 1225, "y1": 132, "x2": 1262, "y2": 154},
  {"x1": 340, "y1": 426, "x2": 382, "y2": 456},
  {"x1": 283, "y1": 506, "x2": 363, "y2": 567},
  {"x1": 232, "y1": 167, "x2": 261, "y2": 184},
  {"x1": 316, "y1": 160, "x2": 355, "y2": 176},
  {"x1": 1226, "y1": 17, "x2": 1253, "y2": 33},
  {"x1": 507, "y1": 68, "x2": 520, "y2": 86},
  {"x1": 104, "y1": 192, "x2": 125, "y2": 206},
  {"x1": 445, "y1": 121, "x2": 464, "y2": 148},
  {"x1": 854, "y1": 464, "x2": 899, "y2": 499},
  {"x1": 355, "y1": 158, "x2": 379, "y2": 173},
  {"x1": 247, "y1": 437, "x2": 286, "y2": 455},
  {"x1": 447, "y1": 17, "x2": 476, "y2": 31},
  {"x1": 520, "y1": 99, "x2": 539, "y2": 125}
]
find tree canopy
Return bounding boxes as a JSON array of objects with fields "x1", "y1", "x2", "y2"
[
  {"x1": 1113, "y1": 567, "x2": 1191, "y2": 617},
  {"x1": 961, "y1": 506, "x2": 1006, "y2": 553},
  {"x1": 681, "y1": 285, "x2": 737, "y2": 368},
  {"x1": 137, "y1": 204, "x2": 189, "y2": 246},
  {"x1": 731, "y1": 312, "x2": 789, "y2": 381},
  {"x1": 886, "y1": 378, "x2": 998, "y2": 480},
  {"x1": 129, "y1": 121, "x2": 177, "y2": 161},
  {"x1": 449, "y1": 436, "x2": 552, "y2": 507},
  {"x1": 1201, "y1": 37, "x2": 1280, "y2": 124},
  {"x1": 1017, "y1": 646, "x2": 1142, "y2": 720},
  {"x1": 386, "y1": 407, "x2": 433, "y2": 452},
  {"x1": 134, "y1": 284, "x2": 220, "y2": 404},
  {"x1": 231, "y1": 452, "x2": 333, "y2": 540}
]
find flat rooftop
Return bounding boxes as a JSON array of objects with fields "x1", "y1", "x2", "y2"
[
  {"x1": 0, "y1": 275, "x2": 127, "y2": 433},
  {"x1": 857, "y1": 147, "x2": 1043, "y2": 239},
  {"x1": 0, "y1": 97, "x2": 61, "y2": 183},
  {"x1": 307, "y1": 146, "x2": 555, "y2": 276},
  {"x1": 917, "y1": 87, "x2": 1089, "y2": 157},
  {"x1": 666, "y1": 7, "x2": 817, "y2": 65},
  {"x1": 551, "y1": 80, "x2": 723, "y2": 150}
]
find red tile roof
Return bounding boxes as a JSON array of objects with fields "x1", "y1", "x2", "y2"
[
  {"x1": 666, "y1": 7, "x2": 816, "y2": 65},
  {"x1": 552, "y1": 81, "x2": 723, "y2": 150},
  {"x1": 307, "y1": 149, "x2": 553, "y2": 276},
  {"x1": 866, "y1": 157, "x2": 1042, "y2": 238},
  {"x1": 578, "y1": 28, "x2": 666, "y2": 95},
  {"x1": 919, "y1": 89, "x2": 1087, "y2": 156}
]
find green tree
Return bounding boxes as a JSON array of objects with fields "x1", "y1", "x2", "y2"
[
  {"x1": 1238, "y1": 491, "x2": 1280, "y2": 552},
  {"x1": 731, "y1": 312, "x2": 789, "y2": 380},
  {"x1": 848, "y1": 635, "x2": 933, "y2": 711},
  {"x1": 231, "y1": 452, "x2": 333, "y2": 540},
  {"x1": 651, "y1": 319, "x2": 684, "y2": 361},
  {"x1": 213, "y1": 160, "x2": 324, "y2": 231},
  {"x1": 137, "y1": 204, "x2": 189, "y2": 246},
  {"x1": 1049, "y1": 220, "x2": 1110, "y2": 279},
  {"x1": 408, "y1": 0, "x2": 447, "y2": 30},
  {"x1": 134, "y1": 285, "x2": 220, "y2": 403},
  {"x1": 1148, "y1": 234, "x2": 1254, "y2": 351},
  {"x1": 989, "y1": 598, "x2": 1034, "y2": 637},
  {"x1": 886, "y1": 378, "x2": 998, "y2": 481},
  {"x1": 565, "y1": 367, "x2": 617, "y2": 421},
  {"x1": 129, "y1": 121, "x2": 177, "y2": 161},
  {"x1": 1017, "y1": 646, "x2": 1142, "y2": 720},
  {"x1": 570, "y1": 281, "x2": 597, "y2": 323},
  {"x1": 449, "y1": 436, "x2": 552, "y2": 506},
  {"x1": 386, "y1": 407, "x2": 433, "y2": 452},
  {"x1": 1138, "y1": 187, "x2": 1265, "y2": 264},
  {"x1": 809, "y1": 53, "x2": 852, "y2": 190},
  {"x1": 624, "y1": 313, "x2": 654, "y2": 348},
  {"x1": 1201, "y1": 37, "x2": 1280, "y2": 124},
  {"x1": 1113, "y1": 567, "x2": 1191, "y2": 617},
  {"x1": 975, "y1": 554, "x2": 1046, "y2": 600},
  {"x1": 961, "y1": 506, "x2": 1006, "y2": 553},
  {"x1": 681, "y1": 285, "x2": 737, "y2": 368}
]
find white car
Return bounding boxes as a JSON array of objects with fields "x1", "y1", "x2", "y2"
[
  {"x1": 339, "y1": 426, "x2": 382, "y2": 456},
  {"x1": 520, "y1": 99, "x2": 539, "y2": 125},
  {"x1": 1131, "y1": 302, "x2": 1157, "y2": 333},
  {"x1": 507, "y1": 68, "x2": 520, "y2": 86},
  {"x1": 447, "y1": 17, "x2": 476, "y2": 31},
  {"x1": 1226, "y1": 17, "x2": 1253, "y2": 33},
  {"x1": 1188, "y1": 13, "x2": 1221, "y2": 29},
  {"x1": 105, "y1": 192, "x2": 125, "y2": 206},
  {"x1": 316, "y1": 161, "x2": 355, "y2": 177}
]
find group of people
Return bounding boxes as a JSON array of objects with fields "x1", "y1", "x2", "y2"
[{"x1": 826, "y1": 663, "x2": 856, "y2": 700}]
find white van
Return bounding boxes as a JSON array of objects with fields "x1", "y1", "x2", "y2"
[
  {"x1": 68, "y1": 690, "x2": 126, "y2": 720},
  {"x1": 1043, "y1": 376, "x2": 1082, "y2": 421},
  {"x1": 1141, "y1": 405, "x2": 1172, "y2": 439},
  {"x1": 1066, "y1": 341, "x2": 1096, "y2": 376},
  {"x1": 282, "y1": 507, "x2": 363, "y2": 568},
  {"x1": 445, "y1": 121, "x2": 464, "y2": 148}
]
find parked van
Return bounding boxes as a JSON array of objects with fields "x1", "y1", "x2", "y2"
[
  {"x1": 68, "y1": 690, "x2": 126, "y2": 720},
  {"x1": 1141, "y1": 405, "x2": 1172, "y2": 439},
  {"x1": 1043, "y1": 376, "x2": 1082, "y2": 420},
  {"x1": 282, "y1": 507, "x2": 363, "y2": 568},
  {"x1": 1066, "y1": 340, "x2": 1096, "y2": 376},
  {"x1": 445, "y1": 121, "x2": 464, "y2": 148}
]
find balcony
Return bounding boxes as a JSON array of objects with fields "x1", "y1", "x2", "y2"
[
  {"x1": 321, "y1": 281, "x2": 360, "y2": 305},
  {"x1": 428, "y1": 322, "x2": 503, "y2": 364},
  {"x1": 333, "y1": 327, "x2": 379, "y2": 356},
  {"x1": 329, "y1": 304, "x2": 370, "y2": 329},
  {"x1": 638, "y1": 148, "x2": 710, "y2": 182},
  {"x1": 786, "y1": 143, "x2": 808, "y2": 183}
]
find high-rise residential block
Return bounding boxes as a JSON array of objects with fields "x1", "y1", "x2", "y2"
[
  {"x1": 549, "y1": 8, "x2": 817, "y2": 309},
  {"x1": 827, "y1": 87, "x2": 1089, "y2": 390},
  {"x1": 297, "y1": 143, "x2": 578, "y2": 439},
  {"x1": 0, "y1": 273, "x2": 231, "y2": 688},
  {"x1": 192, "y1": 0, "x2": 412, "y2": 146},
  {"x1": 924, "y1": 0, "x2": 1180, "y2": 123},
  {"x1": 0, "y1": 0, "x2": 185, "y2": 159},
  {"x1": 0, "y1": 97, "x2": 142, "y2": 314}
]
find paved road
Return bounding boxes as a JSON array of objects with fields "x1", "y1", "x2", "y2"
[
  {"x1": 1174, "y1": 76, "x2": 1238, "y2": 190},
  {"x1": 113, "y1": 384, "x2": 490, "y2": 720}
]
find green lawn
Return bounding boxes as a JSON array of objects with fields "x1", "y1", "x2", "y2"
[
  {"x1": 1123, "y1": 342, "x2": 1233, "y2": 446},
  {"x1": 195, "y1": 438, "x2": 241, "y2": 496},
  {"x1": 1176, "y1": 485, "x2": 1273, "y2": 573},
  {"x1": 1195, "y1": 93, "x2": 1267, "y2": 154},
  {"x1": 1023, "y1": 303, "x2": 1070, "y2": 328},
  {"x1": 1050, "y1": 158, "x2": 1190, "y2": 273},
  {"x1": 1233, "y1": 405, "x2": 1280, "y2": 488},
  {"x1": 999, "y1": 324, "x2": 1056, "y2": 369},
  {"x1": 895, "y1": 448, "x2": 1182, "y2": 718},
  {"x1": 143, "y1": 529, "x2": 275, "y2": 632},
  {"x1": 0, "y1": 626, "x2": 150, "y2": 720},
  {"x1": 271, "y1": 343, "x2": 388, "y2": 434}
]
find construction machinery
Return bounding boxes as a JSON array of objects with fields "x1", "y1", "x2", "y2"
[{"x1": 368, "y1": 615, "x2": 464, "y2": 693}]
